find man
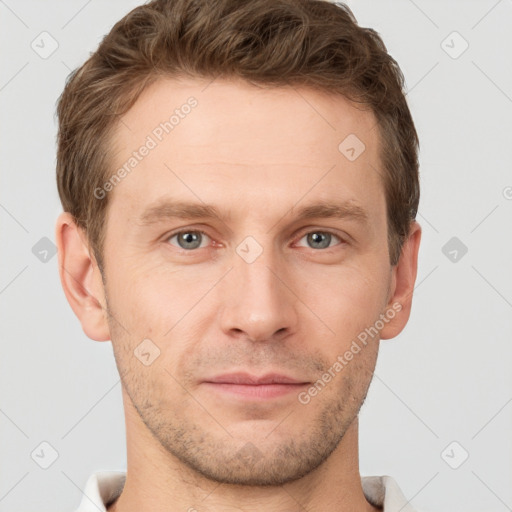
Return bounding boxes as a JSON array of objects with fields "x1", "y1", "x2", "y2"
[{"x1": 55, "y1": 0, "x2": 422, "y2": 510}]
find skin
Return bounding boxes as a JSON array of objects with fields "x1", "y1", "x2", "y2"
[{"x1": 56, "y1": 77, "x2": 421, "y2": 512}]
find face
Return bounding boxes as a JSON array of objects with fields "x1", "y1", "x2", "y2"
[{"x1": 98, "y1": 77, "x2": 395, "y2": 485}]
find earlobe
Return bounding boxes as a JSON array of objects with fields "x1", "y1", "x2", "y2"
[
  {"x1": 55, "y1": 212, "x2": 111, "y2": 342},
  {"x1": 380, "y1": 221, "x2": 422, "y2": 340}
]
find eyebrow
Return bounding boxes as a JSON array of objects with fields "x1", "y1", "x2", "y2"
[{"x1": 137, "y1": 199, "x2": 369, "y2": 227}]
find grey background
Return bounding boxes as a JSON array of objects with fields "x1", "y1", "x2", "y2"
[{"x1": 1, "y1": 1, "x2": 511, "y2": 511}]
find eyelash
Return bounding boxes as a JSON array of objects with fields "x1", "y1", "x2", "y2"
[{"x1": 165, "y1": 228, "x2": 346, "y2": 253}]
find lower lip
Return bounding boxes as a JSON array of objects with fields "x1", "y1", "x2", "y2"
[{"x1": 202, "y1": 382, "x2": 308, "y2": 400}]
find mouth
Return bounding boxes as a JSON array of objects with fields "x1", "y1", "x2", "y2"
[{"x1": 202, "y1": 372, "x2": 310, "y2": 400}]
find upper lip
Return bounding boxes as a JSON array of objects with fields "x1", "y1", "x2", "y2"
[{"x1": 204, "y1": 372, "x2": 308, "y2": 385}]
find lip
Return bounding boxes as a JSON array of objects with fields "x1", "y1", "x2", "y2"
[
  {"x1": 202, "y1": 372, "x2": 309, "y2": 400},
  {"x1": 204, "y1": 372, "x2": 306, "y2": 385}
]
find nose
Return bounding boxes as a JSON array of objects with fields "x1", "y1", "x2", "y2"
[{"x1": 219, "y1": 243, "x2": 298, "y2": 343}]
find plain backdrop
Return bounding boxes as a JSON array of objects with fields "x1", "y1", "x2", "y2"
[{"x1": 1, "y1": 1, "x2": 511, "y2": 511}]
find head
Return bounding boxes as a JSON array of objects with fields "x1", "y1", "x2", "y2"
[{"x1": 56, "y1": 0, "x2": 421, "y2": 486}]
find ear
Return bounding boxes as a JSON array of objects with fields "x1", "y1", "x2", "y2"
[
  {"x1": 380, "y1": 221, "x2": 422, "y2": 340},
  {"x1": 55, "y1": 212, "x2": 110, "y2": 341}
]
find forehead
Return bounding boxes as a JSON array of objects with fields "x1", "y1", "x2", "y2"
[
  {"x1": 106, "y1": 77, "x2": 384, "y2": 224},
  {"x1": 114, "y1": 76, "x2": 379, "y2": 159}
]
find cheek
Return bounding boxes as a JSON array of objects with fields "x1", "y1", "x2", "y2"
[
  {"x1": 295, "y1": 260, "x2": 389, "y2": 338},
  {"x1": 108, "y1": 261, "x2": 223, "y2": 343}
]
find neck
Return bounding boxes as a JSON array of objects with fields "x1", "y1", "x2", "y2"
[{"x1": 108, "y1": 395, "x2": 380, "y2": 512}]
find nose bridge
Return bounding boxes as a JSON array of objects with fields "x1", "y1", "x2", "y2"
[{"x1": 219, "y1": 236, "x2": 297, "y2": 341}]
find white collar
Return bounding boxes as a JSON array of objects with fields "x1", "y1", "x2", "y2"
[{"x1": 74, "y1": 471, "x2": 417, "y2": 511}]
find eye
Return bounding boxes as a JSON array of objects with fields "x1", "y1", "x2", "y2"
[
  {"x1": 167, "y1": 230, "x2": 211, "y2": 250},
  {"x1": 296, "y1": 230, "x2": 344, "y2": 250}
]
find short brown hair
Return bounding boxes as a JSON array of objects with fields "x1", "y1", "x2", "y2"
[{"x1": 56, "y1": 0, "x2": 419, "y2": 271}]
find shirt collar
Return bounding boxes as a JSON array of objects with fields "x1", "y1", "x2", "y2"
[{"x1": 75, "y1": 471, "x2": 417, "y2": 512}]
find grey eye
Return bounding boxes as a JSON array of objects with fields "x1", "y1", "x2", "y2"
[
  {"x1": 168, "y1": 231, "x2": 210, "y2": 250},
  {"x1": 297, "y1": 231, "x2": 341, "y2": 250}
]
